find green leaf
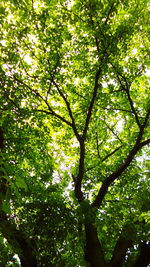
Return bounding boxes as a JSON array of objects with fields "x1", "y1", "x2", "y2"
[
  {"x1": 15, "y1": 178, "x2": 28, "y2": 191},
  {"x1": 2, "y1": 202, "x2": 11, "y2": 214}
]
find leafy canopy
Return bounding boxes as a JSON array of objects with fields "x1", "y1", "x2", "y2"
[{"x1": 0, "y1": 0, "x2": 150, "y2": 266}]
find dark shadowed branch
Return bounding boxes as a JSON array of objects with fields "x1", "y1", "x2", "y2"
[
  {"x1": 82, "y1": 68, "x2": 102, "y2": 140},
  {"x1": 125, "y1": 86, "x2": 141, "y2": 129},
  {"x1": 74, "y1": 67, "x2": 102, "y2": 203},
  {"x1": 109, "y1": 223, "x2": 136, "y2": 267},
  {"x1": 102, "y1": 145, "x2": 122, "y2": 162}
]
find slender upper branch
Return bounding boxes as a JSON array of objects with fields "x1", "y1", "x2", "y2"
[
  {"x1": 139, "y1": 138, "x2": 150, "y2": 148},
  {"x1": 105, "y1": 1, "x2": 116, "y2": 25},
  {"x1": 101, "y1": 106, "x2": 133, "y2": 114},
  {"x1": 52, "y1": 80, "x2": 81, "y2": 141},
  {"x1": 111, "y1": 66, "x2": 142, "y2": 129},
  {"x1": 125, "y1": 86, "x2": 141, "y2": 129},
  {"x1": 13, "y1": 76, "x2": 75, "y2": 128},
  {"x1": 142, "y1": 108, "x2": 150, "y2": 128},
  {"x1": 46, "y1": 60, "x2": 59, "y2": 101},
  {"x1": 92, "y1": 109, "x2": 150, "y2": 209},
  {"x1": 104, "y1": 119, "x2": 122, "y2": 143},
  {"x1": 96, "y1": 131, "x2": 101, "y2": 158},
  {"x1": 36, "y1": 109, "x2": 72, "y2": 127},
  {"x1": 102, "y1": 145, "x2": 122, "y2": 162},
  {"x1": 13, "y1": 76, "x2": 44, "y2": 101},
  {"x1": 82, "y1": 67, "x2": 101, "y2": 140}
]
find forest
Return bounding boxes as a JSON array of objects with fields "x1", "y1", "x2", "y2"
[{"x1": 0, "y1": 0, "x2": 150, "y2": 266}]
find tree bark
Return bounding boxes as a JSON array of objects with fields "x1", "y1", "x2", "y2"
[
  {"x1": 84, "y1": 223, "x2": 107, "y2": 267},
  {"x1": 109, "y1": 223, "x2": 136, "y2": 267}
]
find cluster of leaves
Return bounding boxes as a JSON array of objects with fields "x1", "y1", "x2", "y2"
[
  {"x1": 0, "y1": 0, "x2": 150, "y2": 266},
  {"x1": 0, "y1": 105, "x2": 84, "y2": 265}
]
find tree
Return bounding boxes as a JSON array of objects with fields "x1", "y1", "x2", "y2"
[{"x1": 0, "y1": 0, "x2": 150, "y2": 266}]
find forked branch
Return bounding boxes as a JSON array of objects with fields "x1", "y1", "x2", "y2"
[
  {"x1": 13, "y1": 75, "x2": 78, "y2": 131},
  {"x1": 75, "y1": 67, "x2": 102, "y2": 202},
  {"x1": 109, "y1": 223, "x2": 135, "y2": 266},
  {"x1": 111, "y1": 66, "x2": 142, "y2": 129},
  {"x1": 92, "y1": 109, "x2": 150, "y2": 209},
  {"x1": 52, "y1": 80, "x2": 81, "y2": 141}
]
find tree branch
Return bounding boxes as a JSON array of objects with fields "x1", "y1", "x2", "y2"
[
  {"x1": 110, "y1": 65, "x2": 142, "y2": 129},
  {"x1": 74, "y1": 68, "x2": 102, "y2": 202},
  {"x1": 0, "y1": 127, "x2": 8, "y2": 205},
  {"x1": 92, "y1": 111, "x2": 150, "y2": 208},
  {"x1": 125, "y1": 87, "x2": 142, "y2": 129},
  {"x1": 96, "y1": 131, "x2": 101, "y2": 158},
  {"x1": 141, "y1": 108, "x2": 150, "y2": 128},
  {"x1": 0, "y1": 127, "x2": 37, "y2": 266},
  {"x1": 101, "y1": 106, "x2": 133, "y2": 114},
  {"x1": 13, "y1": 76, "x2": 75, "y2": 128},
  {"x1": 139, "y1": 138, "x2": 150, "y2": 148},
  {"x1": 52, "y1": 80, "x2": 81, "y2": 141},
  {"x1": 0, "y1": 213, "x2": 37, "y2": 266},
  {"x1": 104, "y1": 2, "x2": 116, "y2": 25},
  {"x1": 109, "y1": 223, "x2": 136, "y2": 267},
  {"x1": 74, "y1": 141, "x2": 85, "y2": 203},
  {"x1": 13, "y1": 75, "x2": 44, "y2": 101},
  {"x1": 82, "y1": 67, "x2": 101, "y2": 139},
  {"x1": 35, "y1": 109, "x2": 72, "y2": 127},
  {"x1": 46, "y1": 60, "x2": 59, "y2": 101},
  {"x1": 74, "y1": 65, "x2": 103, "y2": 202},
  {"x1": 16, "y1": 48, "x2": 39, "y2": 79},
  {"x1": 102, "y1": 145, "x2": 122, "y2": 162},
  {"x1": 85, "y1": 145, "x2": 122, "y2": 174},
  {"x1": 104, "y1": 119, "x2": 122, "y2": 143}
]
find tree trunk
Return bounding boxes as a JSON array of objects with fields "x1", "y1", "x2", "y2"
[
  {"x1": 84, "y1": 223, "x2": 107, "y2": 267},
  {"x1": 20, "y1": 244, "x2": 37, "y2": 267}
]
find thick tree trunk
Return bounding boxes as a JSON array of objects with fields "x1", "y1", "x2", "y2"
[
  {"x1": 20, "y1": 245, "x2": 37, "y2": 267},
  {"x1": 84, "y1": 223, "x2": 107, "y2": 267}
]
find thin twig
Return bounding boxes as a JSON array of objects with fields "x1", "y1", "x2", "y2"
[{"x1": 104, "y1": 120, "x2": 122, "y2": 143}]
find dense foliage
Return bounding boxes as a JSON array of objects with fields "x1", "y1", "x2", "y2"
[{"x1": 0, "y1": 0, "x2": 150, "y2": 266}]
